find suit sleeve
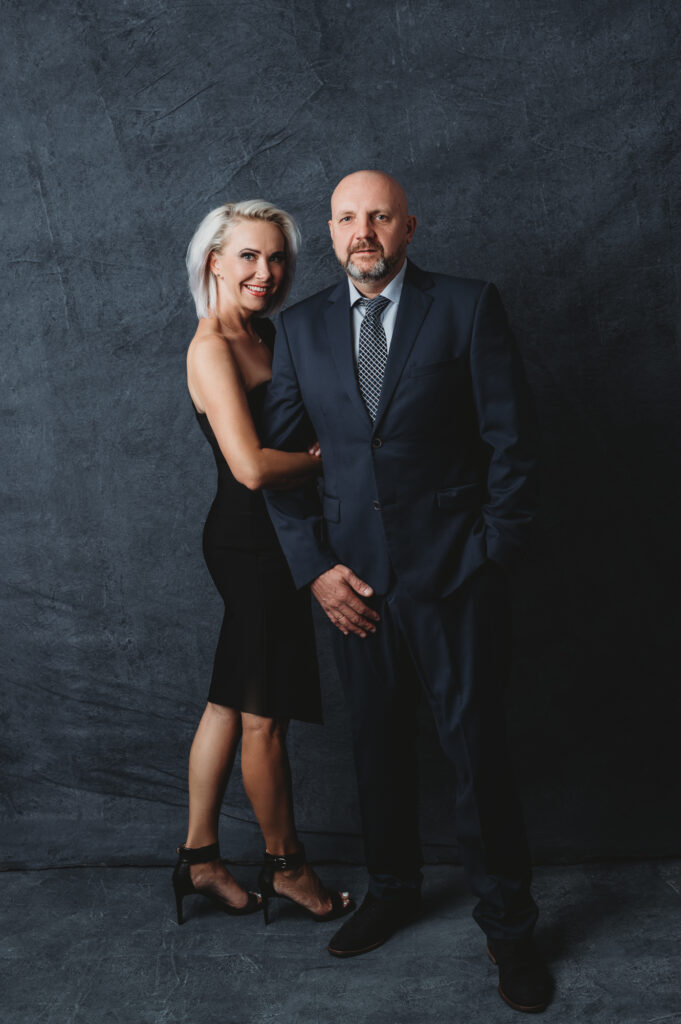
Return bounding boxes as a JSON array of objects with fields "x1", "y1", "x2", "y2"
[
  {"x1": 470, "y1": 282, "x2": 539, "y2": 567},
  {"x1": 261, "y1": 313, "x2": 337, "y2": 589}
]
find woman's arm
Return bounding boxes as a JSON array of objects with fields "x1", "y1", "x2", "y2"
[{"x1": 187, "y1": 332, "x2": 321, "y2": 491}]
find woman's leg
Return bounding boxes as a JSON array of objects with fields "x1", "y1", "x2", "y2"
[
  {"x1": 241, "y1": 712, "x2": 349, "y2": 915},
  {"x1": 184, "y1": 701, "x2": 251, "y2": 909}
]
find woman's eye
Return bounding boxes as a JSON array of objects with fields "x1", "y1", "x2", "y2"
[
  {"x1": 270, "y1": 254, "x2": 284, "y2": 263},
  {"x1": 241, "y1": 253, "x2": 255, "y2": 260}
]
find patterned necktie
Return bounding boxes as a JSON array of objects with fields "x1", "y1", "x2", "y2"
[{"x1": 357, "y1": 295, "x2": 390, "y2": 421}]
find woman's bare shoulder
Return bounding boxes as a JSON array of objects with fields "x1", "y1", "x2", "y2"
[
  {"x1": 187, "y1": 321, "x2": 235, "y2": 370},
  {"x1": 186, "y1": 322, "x2": 244, "y2": 414}
]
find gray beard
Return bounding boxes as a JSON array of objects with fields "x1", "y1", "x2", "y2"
[{"x1": 344, "y1": 249, "x2": 401, "y2": 283}]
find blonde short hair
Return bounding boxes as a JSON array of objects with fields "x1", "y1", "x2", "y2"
[{"x1": 186, "y1": 200, "x2": 301, "y2": 318}]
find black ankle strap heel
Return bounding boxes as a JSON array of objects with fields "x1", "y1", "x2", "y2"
[
  {"x1": 258, "y1": 843, "x2": 353, "y2": 926},
  {"x1": 172, "y1": 842, "x2": 260, "y2": 924}
]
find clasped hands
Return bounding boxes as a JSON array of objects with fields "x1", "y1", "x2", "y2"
[{"x1": 311, "y1": 564, "x2": 380, "y2": 638}]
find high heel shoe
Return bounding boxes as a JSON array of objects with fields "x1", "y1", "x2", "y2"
[
  {"x1": 172, "y1": 842, "x2": 260, "y2": 925},
  {"x1": 257, "y1": 843, "x2": 353, "y2": 925}
]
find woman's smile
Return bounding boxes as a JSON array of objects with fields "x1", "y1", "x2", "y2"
[{"x1": 243, "y1": 283, "x2": 270, "y2": 297}]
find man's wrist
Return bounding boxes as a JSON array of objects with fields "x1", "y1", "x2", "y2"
[{"x1": 299, "y1": 557, "x2": 337, "y2": 591}]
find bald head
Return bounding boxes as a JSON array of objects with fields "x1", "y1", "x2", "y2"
[
  {"x1": 329, "y1": 170, "x2": 416, "y2": 294},
  {"x1": 330, "y1": 170, "x2": 409, "y2": 219}
]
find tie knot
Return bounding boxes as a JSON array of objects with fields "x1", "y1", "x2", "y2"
[{"x1": 359, "y1": 295, "x2": 390, "y2": 319}]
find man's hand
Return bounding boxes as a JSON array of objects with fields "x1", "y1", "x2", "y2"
[{"x1": 311, "y1": 565, "x2": 380, "y2": 637}]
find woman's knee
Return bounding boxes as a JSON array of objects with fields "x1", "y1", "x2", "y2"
[
  {"x1": 241, "y1": 712, "x2": 288, "y2": 743},
  {"x1": 204, "y1": 701, "x2": 241, "y2": 726}
]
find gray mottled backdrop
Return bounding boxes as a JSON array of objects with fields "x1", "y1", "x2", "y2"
[{"x1": 2, "y1": 0, "x2": 680, "y2": 870}]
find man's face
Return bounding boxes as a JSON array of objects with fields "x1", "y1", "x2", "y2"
[{"x1": 328, "y1": 173, "x2": 416, "y2": 285}]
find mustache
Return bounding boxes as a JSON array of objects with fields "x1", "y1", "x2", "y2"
[{"x1": 348, "y1": 240, "x2": 384, "y2": 255}]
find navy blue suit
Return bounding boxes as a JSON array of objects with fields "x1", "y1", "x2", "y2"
[{"x1": 263, "y1": 260, "x2": 539, "y2": 940}]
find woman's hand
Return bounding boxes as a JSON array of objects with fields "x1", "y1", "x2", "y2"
[{"x1": 308, "y1": 440, "x2": 322, "y2": 458}]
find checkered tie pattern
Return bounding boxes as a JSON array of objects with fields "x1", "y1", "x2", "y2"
[{"x1": 357, "y1": 295, "x2": 390, "y2": 420}]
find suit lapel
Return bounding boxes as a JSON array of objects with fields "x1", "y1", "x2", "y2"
[
  {"x1": 323, "y1": 262, "x2": 434, "y2": 430},
  {"x1": 372, "y1": 262, "x2": 433, "y2": 431},
  {"x1": 324, "y1": 279, "x2": 373, "y2": 425}
]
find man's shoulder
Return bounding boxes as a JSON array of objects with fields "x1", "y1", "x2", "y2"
[{"x1": 410, "y1": 262, "x2": 488, "y2": 300}]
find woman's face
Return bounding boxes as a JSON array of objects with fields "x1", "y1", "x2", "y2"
[{"x1": 211, "y1": 219, "x2": 286, "y2": 313}]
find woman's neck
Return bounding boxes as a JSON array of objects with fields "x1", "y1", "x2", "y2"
[{"x1": 216, "y1": 309, "x2": 252, "y2": 338}]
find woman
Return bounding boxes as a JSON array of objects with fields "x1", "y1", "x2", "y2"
[{"x1": 173, "y1": 200, "x2": 351, "y2": 926}]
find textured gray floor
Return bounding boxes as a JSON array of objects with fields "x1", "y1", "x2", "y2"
[{"x1": 2, "y1": 860, "x2": 680, "y2": 1023}]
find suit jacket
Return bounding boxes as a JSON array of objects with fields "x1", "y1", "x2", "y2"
[{"x1": 262, "y1": 260, "x2": 538, "y2": 600}]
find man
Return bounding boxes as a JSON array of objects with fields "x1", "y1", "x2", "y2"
[{"x1": 262, "y1": 170, "x2": 551, "y2": 1013}]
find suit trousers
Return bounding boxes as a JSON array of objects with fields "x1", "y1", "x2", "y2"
[{"x1": 331, "y1": 560, "x2": 539, "y2": 942}]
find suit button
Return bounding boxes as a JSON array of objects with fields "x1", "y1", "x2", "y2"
[
  {"x1": 372, "y1": 437, "x2": 383, "y2": 448},
  {"x1": 371, "y1": 500, "x2": 381, "y2": 510}
]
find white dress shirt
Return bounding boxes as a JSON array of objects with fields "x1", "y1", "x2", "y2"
[{"x1": 348, "y1": 259, "x2": 407, "y2": 361}]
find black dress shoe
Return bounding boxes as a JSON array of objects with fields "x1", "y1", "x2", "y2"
[
  {"x1": 487, "y1": 938, "x2": 552, "y2": 1013},
  {"x1": 328, "y1": 891, "x2": 420, "y2": 958}
]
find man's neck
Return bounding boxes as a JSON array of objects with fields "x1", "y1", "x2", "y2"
[{"x1": 347, "y1": 257, "x2": 407, "y2": 298}]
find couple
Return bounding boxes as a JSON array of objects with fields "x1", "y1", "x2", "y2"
[{"x1": 174, "y1": 170, "x2": 551, "y2": 1014}]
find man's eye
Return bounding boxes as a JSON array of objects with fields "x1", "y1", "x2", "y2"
[
  {"x1": 375, "y1": 214, "x2": 388, "y2": 221},
  {"x1": 340, "y1": 216, "x2": 351, "y2": 223}
]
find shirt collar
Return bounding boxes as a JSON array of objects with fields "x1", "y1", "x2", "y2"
[{"x1": 347, "y1": 259, "x2": 408, "y2": 308}]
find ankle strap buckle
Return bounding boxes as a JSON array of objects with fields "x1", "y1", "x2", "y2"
[{"x1": 263, "y1": 844, "x2": 306, "y2": 872}]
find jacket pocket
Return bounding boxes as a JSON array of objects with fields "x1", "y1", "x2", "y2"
[
  {"x1": 322, "y1": 494, "x2": 341, "y2": 522},
  {"x1": 436, "y1": 481, "x2": 482, "y2": 509}
]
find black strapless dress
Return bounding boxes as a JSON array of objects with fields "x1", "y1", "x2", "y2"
[{"x1": 194, "y1": 320, "x2": 322, "y2": 723}]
